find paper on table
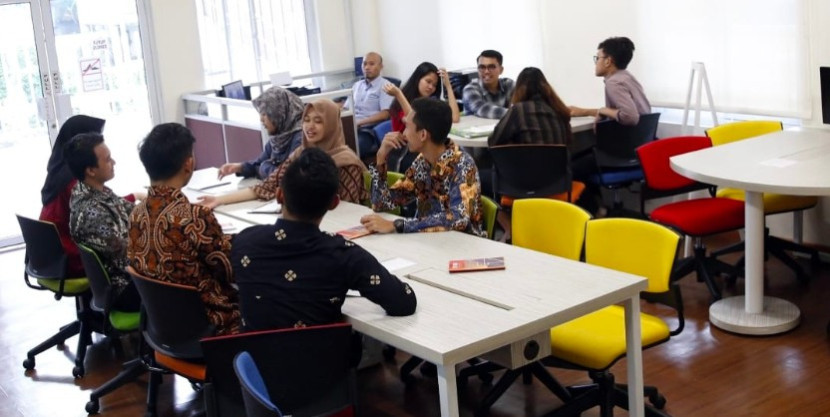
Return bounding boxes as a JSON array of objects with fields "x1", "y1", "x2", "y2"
[
  {"x1": 381, "y1": 257, "x2": 417, "y2": 272},
  {"x1": 187, "y1": 167, "x2": 231, "y2": 192},
  {"x1": 248, "y1": 201, "x2": 281, "y2": 214}
]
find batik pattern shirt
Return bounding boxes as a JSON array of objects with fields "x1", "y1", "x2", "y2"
[
  {"x1": 462, "y1": 78, "x2": 515, "y2": 119},
  {"x1": 69, "y1": 181, "x2": 135, "y2": 296},
  {"x1": 128, "y1": 185, "x2": 240, "y2": 335},
  {"x1": 370, "y1": 141, "x2": 485, "y2": 237},
  {"x1": 231, "y1": 218, "x2": 417, "y2": 331},
  {"x1": 253, "y1": 161, "x2": 368, "y2": 204}
]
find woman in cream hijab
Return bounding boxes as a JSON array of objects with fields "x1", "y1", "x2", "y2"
[{"x1": 200, "y1": 99, "x2": 368, "y2": 208}]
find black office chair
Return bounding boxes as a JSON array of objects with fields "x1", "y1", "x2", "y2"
[
  {"x1": 15, "y1": 214, "x2": 94, "y2": 378},
  {"x1": 490, "y1": 144, "x2": 578, "y2": 203},
  {"x1": 202, "y1": 323, "x2": 357, "y2": 417},
  {"x1": 78, "y1": 244, "x2": 142, "y2": 414},
  {"x1": 129, "y1": 266, "x2": 215, "y2": 417},
  {"x1": 589, "y1": 112, "x2": 660, "y2": 215}
]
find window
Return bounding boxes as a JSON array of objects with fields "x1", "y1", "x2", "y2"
[
  {"x1": 632, "y1": 0, "x2": 810, "y2": 119},
  {"x1": 195, "y1": 0, "x2": 312, "y2": 88}
]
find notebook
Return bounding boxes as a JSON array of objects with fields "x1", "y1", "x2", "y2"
[
  {"x1": 248, "y1": 201, "x2": 281, "y2": 214},
  {"x1": 336, "y1": 225, "x2": 372, "y2": 240},
  {"x1": 448, "y1": 256, "x2": 505, "y2": 273},
  {"x1": 450, "y1": 123, "x2": 497, "y2": 138}
]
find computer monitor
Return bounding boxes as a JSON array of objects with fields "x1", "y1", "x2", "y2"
[
  {"x1": 821, "y1": 67, "x2": 830, "y2": 124},
  {"x1": 221, "y1": 80, "x2": 246, "y2": 100}
]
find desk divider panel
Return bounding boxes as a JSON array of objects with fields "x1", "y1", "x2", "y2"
[
  {"x1": 225, "y1": 125, "x2": 264, "y2": 164},
  {"x1": 186, "y1": 117, "x2": 226, "y2": 170}
]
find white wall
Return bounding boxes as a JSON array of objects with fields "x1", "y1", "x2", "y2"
[{"x1": 147, "y1": 0, "x2": 205, "y2": 123}]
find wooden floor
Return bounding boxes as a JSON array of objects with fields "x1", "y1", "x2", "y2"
[{"x1": 1, "y1": 232, "x2": 829, "y2": 417}]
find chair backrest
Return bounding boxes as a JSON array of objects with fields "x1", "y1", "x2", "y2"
[
  {"x1": 77, "y1": 244, "x2": 112, "y2": 313},
  {"x1": 480, "y1": 196, "x2": 498, "y2": 240},
  {"x1": 202, "y1": 323, "x2": 355, "y2": 417},
  {"x1": 127, "y1": 266, "x2": 214, "y2": 359},
  {"x1": 372, "y1": 120, "x2": 393, "y2": 141},
  {"x1": 594, "y1": 112, "x2": 661, "y2": 168},
  {"x1": 705, "y1": 120, "x2": 783, "y2": 146},
  {"x1": 233, "y1": 352, "x2": 283, "y2": 417},
  {"x1": 637, "y1": 136, "x2": 712, "y2": 192},
  {"x1": 490, "y1": 144, "x2": 572, "y2": 199},
  {"x1": 512, "y1": 199, "x2": 591, "y2": 261},
  {"x1": 15, "y1": 214, "x2": 68, "y2": 281}
]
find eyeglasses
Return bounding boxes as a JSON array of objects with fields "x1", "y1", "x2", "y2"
[
  {"x1": 593, "y1": 55, "x2": 608, "y2": 64},
  {"x1": 477, "y1": 64, "x2": 498, "y2": 72}
]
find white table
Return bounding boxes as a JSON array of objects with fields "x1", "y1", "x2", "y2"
[
  {"x1": 448, "y1": 115, "x2": 595, "y2": 148},
  {"x1": 670, "y1": 127, "x2": 830, "y2": 335},
  {"x1": 215, "y1": 199, "x2": 649, "y2": 417}
]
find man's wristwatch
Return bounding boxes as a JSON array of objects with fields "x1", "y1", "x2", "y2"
[{"x1": 393, "y1": 219, "x2": 405, "y2": 233}]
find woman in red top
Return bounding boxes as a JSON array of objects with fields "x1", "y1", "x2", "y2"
[
  {"x1": 40, "y1": 115, "x2": 106, "y2": 278},
  {"x1": 383, "y1": 62, "x2": 460, "y2": 172}
]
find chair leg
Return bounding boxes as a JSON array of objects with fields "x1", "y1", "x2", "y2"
[
  {"x1": 475, "y1": 368, "x2": 523, "y2": 417},
  {"x1": 767, "y1": 244, "x2": 810, "y2": 284},
  {"x1": 23, "y1": 320, "x2": 81, "y2": 370},
  {"x1": 73, "y1": 317, "x2": 95, "y2": 378},
  {"x1": 399, "y1": 356, "x2": 423, "y2": 384},
  {"x1": 146, "y1": 370, "x2": 162, "y2": 417},
  {"x1": 86, "y1": 358, "x2": 147, "y2": 414}
]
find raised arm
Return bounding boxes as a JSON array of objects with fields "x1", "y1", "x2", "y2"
[{"x1": 439, "y1": 68, "x2": 460, "y2": 122}]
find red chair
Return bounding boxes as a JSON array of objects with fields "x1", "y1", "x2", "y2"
[{"x1": 637, "y1": 136, "x2": 744, "y2": 300}]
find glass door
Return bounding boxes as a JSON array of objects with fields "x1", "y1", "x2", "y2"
[{"x1": 0, "y1": 0, "x2": 155, "y2": 246}]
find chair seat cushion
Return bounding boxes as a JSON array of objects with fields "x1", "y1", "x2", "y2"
[
  {"x1": 500, "y1": 181, "x2": 586, "y2": 206},
  {"x1": 716, "y1": 188, "x2": 818, "y2": 214},
  {"x1": 650, "y1": 198, "x2": 744, "y2": 236},
  {"x1": 36, "y1": 277, "x2": 90, "y2": 295},
  {"x1": 155, "y1": 351, "x2": 206, "y2": 381},
  {"x1": 108, "y1": 310, "x2": 140, "y2": 332},
  {"x1": 550, "y1": 305, "x2": 670, "y2": 370},
  {"x1": 589, "y1": 169, "x2": 644, "y2": 187}
]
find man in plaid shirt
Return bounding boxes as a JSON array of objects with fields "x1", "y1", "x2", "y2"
[{"x1": 462, "y1": 50, "x2": 515, "y2": 119}]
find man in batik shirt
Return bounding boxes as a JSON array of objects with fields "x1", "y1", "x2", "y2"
[
  {"x1": 361, "y1": 98, "x2": 485, "y2": 237},
  {"x1": 66, "y1": 133, "x2": 141, "y2": 311},
  {"x1": 128, "y1": 123, "x2": 240, "y2": 335}
]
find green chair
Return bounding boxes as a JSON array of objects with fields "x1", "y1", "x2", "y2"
[
  {"x1": 16, "y1": 214, "x2": 93, "y2": 378},
  {"x1": 362, "y1": 170, "x2": 404, "y2": 215},
  {"x1": 78, "y1": 244, "x2": 142, "y2": 414},
  {"x1": 706, "y1": 121, "x2": 820, "y2": 282},
  {"x1": 480, "y1": 196, "x2": 498, "y2": 240}
]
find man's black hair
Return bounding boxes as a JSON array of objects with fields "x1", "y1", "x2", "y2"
[
  {"x1": 598, "y1": 37, "x2": 636, "y2": 69},
  {"x1": 64, "y1": 133, "x2": 104, "y2": 181},
  {"x1": 280, "y1": 147, "x2": 339, "y2": 221},
  {"x1": 477, "y1": 49, "x2": 503, "y2": 66},
  {"x1": 138, "y1": 123, "x2": 196, "y2": 181},
  {"x1": 411, "y1": 98, "x2": 452, "y2": 145}
]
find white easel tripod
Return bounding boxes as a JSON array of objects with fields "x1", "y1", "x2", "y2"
[{"x1": 682, "y1": 62, "x2": 718, "y2": 135}]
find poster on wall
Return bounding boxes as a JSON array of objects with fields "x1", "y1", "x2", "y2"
[{"x1": 79, "y1": 58, "x2": 104, "y2": 92}]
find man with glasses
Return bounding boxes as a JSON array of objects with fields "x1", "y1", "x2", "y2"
[
  {"x1": 462, "y1": 50, "x2": 515, "y2": 119},
  {"x1": 569, "y1": 36, "x2": 650, "y2": 126}
]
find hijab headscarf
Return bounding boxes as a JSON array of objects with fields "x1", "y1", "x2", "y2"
[
  {"x1": 288, "y1": 99, "x2": 366, "y2": 170},
  {"x1": 41, "y1": 115, "x2": 106, "y2": 205},
  {"x1": 252, "y1": 86, "x2": 304, "y2": 159}
]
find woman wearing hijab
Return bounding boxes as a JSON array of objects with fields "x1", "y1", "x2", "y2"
[
  {"x1": 217, "y1": 86, "x2": 304, "y2": 180},
  {"x1": 39, "y1": 115, "x2": 107, "y2": 278},
  {"x1": 199, "y1": 99, "x2": 368, "y2": 208}
]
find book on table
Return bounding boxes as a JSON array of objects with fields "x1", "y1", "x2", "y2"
[
  {"x1": 448, "y1": 256, "x2": 505, "y2": 273},
  {"x1": 248, "y1": 201, "x2": 282, "y2": 214},
  {"x1": 336, "y1": 225, "x2": 373, "y2": 240},
  {"x1": 450, "y1": 123, "x2": 497, "y2": 138}
]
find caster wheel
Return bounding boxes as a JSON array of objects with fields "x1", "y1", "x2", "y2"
[
  {"x1": 72, "y1": 365, "x2": 84, "y2": 378},
  {"x1": 649, "y1": 393, "x2": 667, "y2": 409},
  {"x1": 191, "y1": 382, "x2": 203, "y2": 392},
  {"x1": 23, "y1": 357, "x2": 35, "y2": 370},
  {"x1": 85, "y1": 400, "x2": 100, "y2": 414}
]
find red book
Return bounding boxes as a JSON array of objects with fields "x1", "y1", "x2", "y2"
[
  {"x1": 336, "y1": 225, "x2": 373, "y2": 240},
  {"x1": 448, "y1": 257, "x2": 506, "y2": 273}
]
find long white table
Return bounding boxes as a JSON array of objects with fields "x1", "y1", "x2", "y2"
[
  {"x1": 449, "y1": 114, "x2": 595, "y2": 148},
  {"x1": 207, "y1": 195, "x2": 649, "y2": 417},
  {"x1": 670, "y1": 127, "x2": 830, "y2": 335}
]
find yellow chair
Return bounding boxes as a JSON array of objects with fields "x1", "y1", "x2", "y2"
[
  {"x1": 707, "y1": 121, "x2": 820, "y2": 281},
  {"x1": 362, "y1": 170, "x2": 404, "y2": 215},
  {"x1": 512, "y1": 198, "x2": 591, "y2": 261},
  {"x1": 480, "y1": 196, "x2": 498, "y2": 240},
  {"x1": 458, "y1": 199, "x2": 592, "y2": 415},
  {"x1": 543, "y1": 218, "x2": 683, "y2": 417}
]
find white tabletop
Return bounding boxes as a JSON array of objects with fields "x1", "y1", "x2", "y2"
[
  {"x1": 449, "y1": 115, "x2": 595, "y2": 148},
  {"x1": 670, "y1": 127, "x2": 830, "y2": 196},
  {"x1": 214, "y1": 198, "x2": 648, "y2": 417}
]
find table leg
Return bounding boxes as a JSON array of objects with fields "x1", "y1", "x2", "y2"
[
  {"x1": 624, "y1": 295, "x2": 645, "y2": 417},
  {"x1": 437, "y1": 363, "x2": 459, "y2": 417},
  {"x1": 708, "y1": 190, "x2": 801, "y2": 335}
]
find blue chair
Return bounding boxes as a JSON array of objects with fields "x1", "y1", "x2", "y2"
[
  {"x1": 234, "y1": 351, "x2": 283, "y2": 417},
  {"x1": 372, "y1": 119, "x2": 393, "y2": 141}
]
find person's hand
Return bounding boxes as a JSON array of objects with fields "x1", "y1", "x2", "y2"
[
  {"x1": 196, "y1": 195, "x2": 222, "y2": 209},
  {"x1": 568, "y1": 106, "x2": 583, "y2": 117},
  {"x1": 382, "y1": 83, "x2": 401, "y2": 97},
  {"x1": 218, "y1": 163, "x2": 242, "y2": 179},
  {"x1": 377, "y1": 132, "x2": 407, "y2": 165},
  {"x1": 360, "y1": 214, "x2": 396, "y2": 234},
  {"x1": 438, "y1": 67, "x2": 451, "y2": 87},
  {"x1": 132, "y1": 191, "x2": 147, "y2": 201}
]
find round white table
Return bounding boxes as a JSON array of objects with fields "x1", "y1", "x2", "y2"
[{"x1": 670, "y1": 127, "x2": 830, "y2": 335}]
